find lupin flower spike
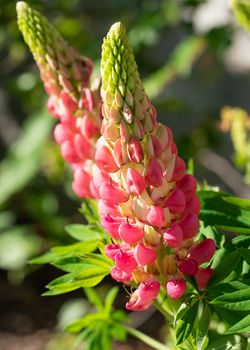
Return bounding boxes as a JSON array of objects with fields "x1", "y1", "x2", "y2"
[
  {"x1": 17, "y1": 1, "x2": 92, "y2": 98},
  {"x1": 17, "y1": 2, "x2": 103, "y2": 199},
  {"x1": 99, "y1": 22, "x2": 216, "y2": 310}
]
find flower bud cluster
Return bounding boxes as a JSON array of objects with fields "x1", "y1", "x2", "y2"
[
  {"x1": 98, "y1": 23, "x2": 216, "y2": 310},
  {"x1": 17, "y1": 2, "x2": 103, "y2": 198}
]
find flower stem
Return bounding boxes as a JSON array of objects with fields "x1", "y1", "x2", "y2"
[
  {"x1": 154, "y1": 299, "x2": 173, "y2": 321},
  {"x1": 124, "y1": 325, "x2": 170, "y2": 350}
]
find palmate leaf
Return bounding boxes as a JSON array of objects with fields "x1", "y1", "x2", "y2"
[
  {"x1": 211, "y1": 287, "x2": 250, "y2": 311},
  {"x1": 237, "y1": 248, "x2": 250, "y2": 264},
  {"x1": 198, "y1": 190, "x2": 250, "y2": 234},
  {"x1": 209, "y1": 250, "x2": 242, "y2": 286},
  {"x1": 206, "y1": 335, "x2": 247, "y2": 350},
  {"x1": 196, "y1": 302, "x2": 210, "y2": 350},
  {"x1": 226, "y1": 314, "x2": 250, "y2": 334},
  {"x1": 65, "y1": 224, "x2": 103, "y2": 242},
  {"x1": 176, "y1": 301, "x2": 199, "y2": 345},
  {"x1": 44, "y1": 268, "x2": 109, "y2": 295}
]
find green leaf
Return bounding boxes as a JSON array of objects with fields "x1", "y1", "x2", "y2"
[
  {"x1": 210, "y1": 250, "x2": 242, "y2": 286},
  {"x1": 232, "y1": 235, "x2": 250, "y2": 248},
  {"x1": 176, "y1": 301, "x2": 199, "y2": 345},
  {"x1": 223, "y1": 196, "x2": 250, "y2": 210},
  {"x1": 45, "y1": 264, "x2": 109, "y2": 295},
  {"x1": 206, "y1": 334, "x2": 247, "y2": 350},
  {"x1": 211, "y1": 287, "x2": 250, "y2": 311},
  {"x1": 53, "y1": 257, "x2": 105, "y2": 273},
  {"x1": 80, "y1": 199, "x2": 100, "y2": 224},
  {"x1": 196, "y1": 302, "x2": 211, "y2": 350},
  {"x1": 207, "y1": 280, "x2": 250, "y2": 298},
  {"x1": 30, "y1": 251, "x2": 60, "y2": 264},
  {"x1": 52, "y1": 241, "x2": 98, "y2": 256},
  {"x1": 65, "y1": 224, "x2": 103, "y2": 242},
  {"x1": 226, "y1": 314, "x2": 250, "y2": 334},
  {"x1": 198, "y1": 190, "x2": 250, "y2": 234},
  {"x1": 84, "y1": 287, "x2": 103, "y2": 311},
  {"x1": 0, "y1": 110, "x2": 53, "y2": 206},
  {"x1": 198, "y1": 223, "x2": 225, "y2": 248},
  {"x1": 82, "y1": 253, "x2": 114, "y2": 269},
  {"x1": 237, "y1": 248, "x2": 250, "y2": 264},
  {"x1": 110, "y1": 323, "x2": 127, "y2": 341},
  {"x1": 66, "y1": 313, "x2": 108, "y2": 333},
  {"x1": 104, "y1": 287, "x2": 119, "y2": 314}
]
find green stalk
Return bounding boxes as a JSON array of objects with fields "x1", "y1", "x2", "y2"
[
  {"x1": 124, "y1": 325, "x2": 170, "y2": 350},
  {"x1": 154, "y1": 299, "x2": 173, "y2": 321}
]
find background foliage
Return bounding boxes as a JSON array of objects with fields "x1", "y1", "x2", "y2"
[{"x1": 1, "y1": 0, "x2": 250, "y2": 349}]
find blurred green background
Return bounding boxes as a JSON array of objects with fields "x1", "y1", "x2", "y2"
[{"x1": 1, "y1": 0, "x2": 250, "y2": 349}]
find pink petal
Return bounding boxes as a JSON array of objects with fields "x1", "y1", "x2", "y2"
[
  {"x1": 126, "y1": 168, "x2": 147, "y2": 195},
  {"x1": 54, "y1": 123, "x2": 69, "y2": 144},
  {"x1": 92, "y1": 168, "x2": 110, "y2": 190},
  {"x1": 166, "y1": 278, "x2": 186, "y2": 299},
  {"x1": 134, "y1": 243, "x2": 156, "y2": 265},
  {"x1": 74, "y1": 133, "x2": 93, "y2": 159},
  {"x1": 147, "y1": 206, "x2": 164, "y2": 228},
  {"x1": 99, "y1": 182, "x2": 129, "y2": 205},
  {"x1": 61, "y1": 140, "x2": 79, "y2": 163},
  {"x1": 188, "y1": 239, "x2": 216, "y2": 264},
  {"x1": 119, "y1": 222, "x2": 145, "y2": 244},
  {"x1": 171, "y1": 156, "x2": 186, "y2": 181},
  {"x1": 179, "y1": 258, "x2": 198, "y2": 276},
  {"x1": 95, "y1": 144, "x2": 119, "y2": 173},
  {"x1": 128, "y1": 137, "x2": 144, "y2": 163},
  {"x1": 104, "y1": 244, "x2": 121, "y2": 261},
  {"x1": 195, "y1": 267, "x2": 213, "y2": 290},
  {"x1": 179, "y1": 213, "x2": 199, "y2": 239},
  {"x1": 186, "y1": 195, "x2": 200, "y2": 215},
  {"x1": 72, "y1": 168, "x2": 92, "y2": 198},
  {"x1": 146, "y1": 159, "x2": 163, "y2": 187},
  {"x1": 163, "y1": 224, "x2": 183, "y2": 248},
  {"x1": 164, "y1": 188, "x2": 186, "y2": 213},
  {"x1": 101, "y1": 215, "x2": 124, "y2": 240},
  {"x1": 115, "y1": 251, "x2": 138, "y2": 274},
  {"x1": 111, "y1": 266, "x2": 132, "y2": 282},
  {"x1": 177, "y1": 174, "x2": 197, "y2": 201},
  {"x1": 80, "y1": 114, "x2": 99, "y2": 138},
  {"x1": 98, "y1": 199, "x2": 121, "y2": 217}
]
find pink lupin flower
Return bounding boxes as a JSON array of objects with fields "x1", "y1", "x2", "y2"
[
  {"x1": 134, "y1": 243, "x2": 157, "y2": 265},
  {"x1": 128, "y1": 137, "x2": 144, "y2": 163},
  {"x1": 111, "y1": 266, "x2": 133, "y2": 283},
  {"x1": 115, "y1": 251, "x2": 138, "y2": 275},
  {"x1": 188, "y1": 239, "x2": 216, "y2": 264},
  {"x1": 146, "y1": 159, "x2": 164, "y2": 187},
  {"x1": 99, "y1": 182, "x2": 129, "y2": 205},
  {"x1": 118, "y1": 222, "x2": 145, "y2": 244},
  {"x1": 166, "y1": 278, "x2": 186, "y2": 299},
  {"x1": 72, "y1": 168, "x2": 92, "y2": 198},
  {"x1": 17, "y1": 2, "x2": 102, "y2": 201},
  {"x1": 164, "y1": 188, "x2": 186, "y2": 213},
  {"x1": 177, "y1": 174, "x2": 197, "y2": 201},
  {"x1": 179, "y1": 213, "x2": 200, "y2": 239},
  {"x1": 126, "y1": 168, "x2": 147, "y2": 195},
  {"x1": 95, "y1": 143, "x2": 119, "y2": 173},
  {"x1": 98, "y1": 199, "x2": 121, "y2": 218},
  {"x1": 96, "y1": 22, "x2": 216, "y2": 310},
  {"x1": 126, "y1": 279, "x2": 160, "y2": 311},
  {"x1": 101, "y1": 215, "x2": 124, "y2": 240},
  {"x1": 163, "y1": 224, "x2": 183, "y2": 248},
  {"x1": 147, "y1": 206, "x2": 164, "y2": 228},
  {"x1": 195, "y1": 267, "x2": 214, "y2": 290},
  {"x1": 179, "y1": 258, "x2": 198, "y2": 276}
]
